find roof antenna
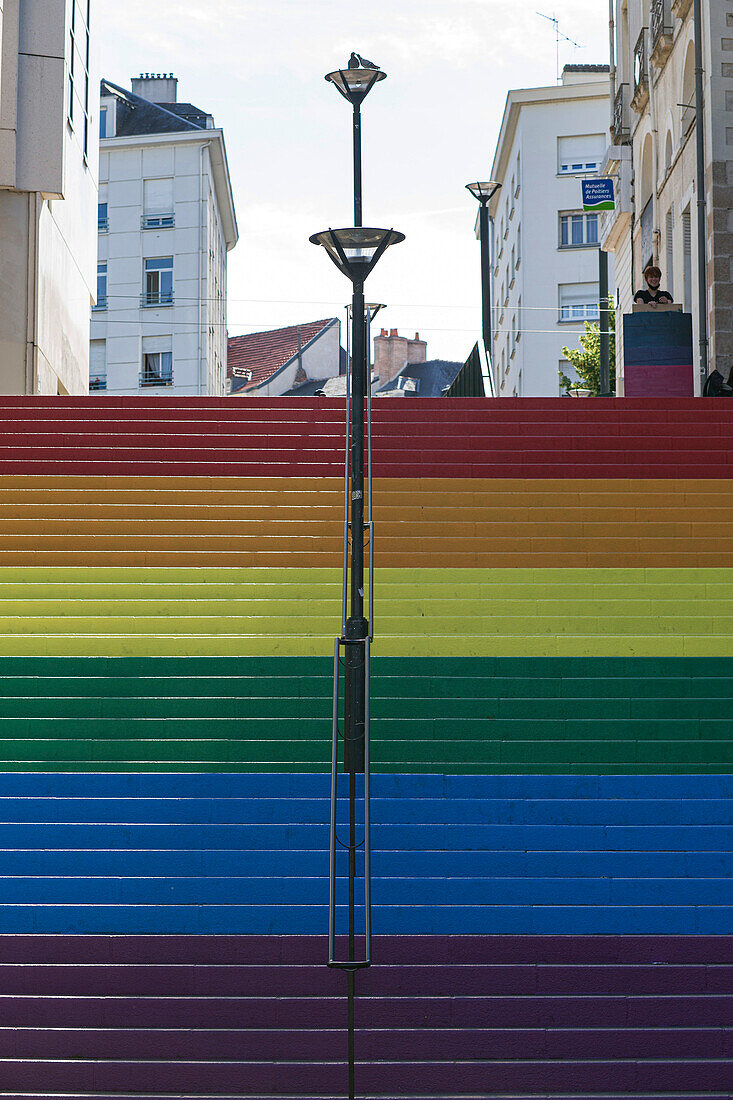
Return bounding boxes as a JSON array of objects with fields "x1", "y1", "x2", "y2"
[{"x1": 537, "y1": 11, "x2": 584, "y2": 83}]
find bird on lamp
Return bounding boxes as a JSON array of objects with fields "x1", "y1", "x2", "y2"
[
  {"x1": 357, "y1": 53, "x2": 380, "y2": 69},
  {"x1": 348, "y1": 52, "x2": 360, "y2": 68}
]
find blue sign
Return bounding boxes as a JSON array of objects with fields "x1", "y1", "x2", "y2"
[{"x1": 582, "y1": 178, "x2": 615, "y2": 212}]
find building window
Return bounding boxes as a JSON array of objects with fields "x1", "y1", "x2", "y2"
[
  {"x1": 559, "y1": 212, "x2": 599, "y2": 248},
  {"x1": 98, "y1": 203, "x2": 108, "y2": 231},
  {"x1": 68, "y1": 0, "x2": 91, "y2": 157},
  {"x1": 90, "y1": 340, "x2": 106, "y2": 391},
  {"x1": 93, "y1": 262, "x2": 107, "y2": 310},
  {"x1": 142, "y1": 178, "x2": 175, "y2": 229},
  {"x1": 558, "y1": 134, "x2": 604, "y2": 176},
  {"x1": 666, "y1": 206, "x2": 675, "y2": 301},
  {"x1": 559, "y1": 282, "x2": 600, "y2": 322},
  {"x1": 142, "y1": 258, "x2": 173, "y2": 307},
  {"x1": 559, "y1": 159, "x2": 600, "y2": 174},
  {"x1": 141, "y1": 340, "x2": 173, "y2": 387},
  {"x1": 99, "y1": 106, "x2": 107, "y2": 138},
  {"x1": 396, "y1": 375, "x2": 419, "y2": 392},
  {"x1": 682, "y1": 207, "x2": 692, "y2": 314}
]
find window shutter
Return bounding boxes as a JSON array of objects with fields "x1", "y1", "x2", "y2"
[
  {"x1": 682, "y1": 208, "x2": 692, "y2": 314},
  {"x1": 90, "y1": 340, "x2": 106, "y2": 373},
  {"x1": 144, "y1": 178, "x2": 174, "y2": 214},
  {"x1": 666, "y1": 206, "x2": 674, "y2": 298}
]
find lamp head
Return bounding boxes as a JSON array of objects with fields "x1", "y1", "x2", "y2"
[
  {"x1": 309, "y1": 227, "x2": 405, "y2": 285},
  {"x1": 466, "y1": 181, "x2": 502, "y2": 204},
  {"x1": 325, "y1": 67, "x2": 386, "y2": 104}
]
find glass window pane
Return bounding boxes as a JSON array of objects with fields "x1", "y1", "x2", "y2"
[
  {"x1": 561, "y1": 217, "x2": 570, "y2": 246},
  {"x1": 571, "y1": 216, "x2": 584, "y2": 245},
  {"x1": 586, "y1": 214, "x2": 598, "y2": 243}
]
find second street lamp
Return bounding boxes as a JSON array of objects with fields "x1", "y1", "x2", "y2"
[
  {"x1": 466, "y1": 181, "x2": 502, "y2": 369},
  {"x1": 325, "y1": 65, "x2": 386, "y2": 226},
  {"x1": 310, "y1": 228, "x2": 404, "y2": 773},
  {"x1": 310, "y1": 225, "x2": 403, "y2": 1100}
]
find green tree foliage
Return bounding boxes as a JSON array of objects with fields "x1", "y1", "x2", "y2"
[{"x1": 559, "y1": 300, "x2": 616, "y2": 395}]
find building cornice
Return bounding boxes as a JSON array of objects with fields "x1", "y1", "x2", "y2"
[
  {"x1": 100, "y1": 129, "x2": 238, "y2": 250},
  {"x1": 489, "y1": 79, "x2": 611, "y2": 215}
]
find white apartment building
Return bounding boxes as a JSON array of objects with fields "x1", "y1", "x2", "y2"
[
  {"x1": 0, "y1": 0, "x2": 98, "y2": 394},
  {"x1": 487, "y1": 66, "x2": 612, "y2": 396},
  {"x1": 91, "y1": 75, "x2": 237, "y2": 395},
  {"x1": 602, "y1": 0, "x2": 733, "y2": 393}
]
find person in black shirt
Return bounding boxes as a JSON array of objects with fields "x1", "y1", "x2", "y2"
[{"x1": 634, "y1": 265, "x2": 674, "y2": 307}]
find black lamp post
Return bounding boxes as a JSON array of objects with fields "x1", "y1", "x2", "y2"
[
  {"x1": 466, "y1": 181, "x2": 502, "y2": 369},
  {"x1": 310, "y1": 229, "x2": 403, "y2": 769},
  {"x1": 310, "y1": 226, "x2": 403, "y2": 1100},
  {"x1": 325, "y1": 67, "x2": 386, "y2": 226}
]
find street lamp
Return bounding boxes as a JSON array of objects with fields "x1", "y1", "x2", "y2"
[
  {"x1": 325, "y1": 66, "x2": 386, "y2": 226},
  {"x1": 466, "y1": 181, "x2": 501, "y2": 368},
  {"x1": 310, "y1": 228, "x2": 403, "y2": 764}
]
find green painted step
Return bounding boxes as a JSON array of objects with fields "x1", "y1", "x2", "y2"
[
  {"x1": 2, "y1": 696, "x2": 733, "y2": 720},
  {"x1": 2, "y1": 654, "x2": 733, "y2": 675},
  {"x1": 0, "y1": 739, "x2": 725, "y2": 770}
]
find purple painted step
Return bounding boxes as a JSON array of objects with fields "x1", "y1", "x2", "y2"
[
  {"x1": 0, "y1": 1058, "x2": 731, "y2": 1093},
  {"x1": 2, "y1": 961, "x2": 729, "y2": 996},
  {"x1": 2, "y1": 1026, "x2": 730, "y2": 1062},
  {"x1": 0, "y1": 994, "x2": 730, "y2": 1029},
  {"x1": 1, "y1": 933, "x2": 729, "y2": 964}
]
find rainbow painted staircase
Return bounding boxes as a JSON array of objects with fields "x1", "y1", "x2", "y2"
[{"x1": 0, "y1": 395, "x2": 731, "y2": 1098}]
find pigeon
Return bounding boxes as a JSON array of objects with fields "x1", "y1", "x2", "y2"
[
  {"x1": 356, "y1": 54, "x2": 380, "y2": 70},
  {"x1": 348, "y1": 52, "x2": 360, "y2": 69}
]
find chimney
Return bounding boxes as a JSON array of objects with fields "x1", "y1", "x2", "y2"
[
  {"x1": 131, "y1": 73, "x2": 178, "y2": 103},
  {"x1": 373, "y1": 328, "x2": 428, "y2": 384}
]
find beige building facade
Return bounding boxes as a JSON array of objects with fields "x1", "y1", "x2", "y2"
[
  {"x1": 0, "y1": 0, "x2": 98, "y2": 394},
  {"x1": 602, "y1": 0, "x2": 732, "y2": 393}
]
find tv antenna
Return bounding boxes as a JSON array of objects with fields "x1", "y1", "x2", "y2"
[{"x1": 537, "y1": 12, "x2": 584, "y2": 83}]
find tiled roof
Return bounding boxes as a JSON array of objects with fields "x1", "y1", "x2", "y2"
[
  {"x1": 376, "y1": 359, "x2": 464, "y2": 397},
  {"x1": 563, "y1": 64, "x2": 610, "y2": 73},
  {"x1": 100, "y1": 80, "x2": 208, "y2": 136},
  {"x1": 228, "y1": 319, "x2": 336, "y2": 393}
]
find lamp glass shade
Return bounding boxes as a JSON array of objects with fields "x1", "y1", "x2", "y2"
[
  {"x1": 325, "y1": 68, "x2": 386, "y2": 103},
  {"x1": 309, "y1": 227, "x2": 405, "y2": 283},
  {"x1": 466, "y1": 181, "x2": 502, "y2": 203}
]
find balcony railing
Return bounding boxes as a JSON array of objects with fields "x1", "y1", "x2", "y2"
[
  {"x1": 142, "y1": 213, "x2": 174, "y2": 229},
  {"x1": 612, "y1": 83, "x2": 631, "y2": 144},
  {"x1": 139, "y1": 370, "x2": 173, "y2": 387},
  {"x1": 631, "y1": 30, "x2": 649, "y2": 112},
  {"x1": 140, "y1": 291, "x2": 174, "y2": 308},
  {"x1": 651, "y1": 0, "x2": 674, "y2": 67}
]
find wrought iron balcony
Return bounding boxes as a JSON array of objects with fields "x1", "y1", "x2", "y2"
[
  {"x1": 140, "y1": 291, "x2": 174, "y2": 308},
  {"x1": 612, "y1": 84, "x2": 631, "y2": 144},
  {"x1": 631, "y1": 30, "x2": 649, "y2": 112},
  {"x1": 651, "y1": 0, "x2": 674, "y2": 67}
]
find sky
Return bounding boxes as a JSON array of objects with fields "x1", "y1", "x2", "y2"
[{"x1": 98, "y1": 0, "x2": 611, "y2": 363}]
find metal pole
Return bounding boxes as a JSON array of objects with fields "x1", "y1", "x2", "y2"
[
  {"x1": 479, "y1": 202, "x2": 492, "y2": 358},
  {"x1": 599, "y1": 249, "x2": 610, "y2": 396},
  {"x1": 344, "y1": 283, "x2": 367, "y2": 774},
  {"x1": 693, "y1": 0, "x2": 709, "y2": 386},
  {"x1": 353, "y1": 103, "x2": 362, "y2": 227}
]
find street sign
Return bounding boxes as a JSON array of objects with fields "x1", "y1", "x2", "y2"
[{"x1": 582, "y1": 178, "x2": 615, "y2": 212}]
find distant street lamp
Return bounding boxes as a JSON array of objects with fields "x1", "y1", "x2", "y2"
[
  {"x1": 311, "y1": 225, "x2": 403, "y2": 1100},
  {"x1": 466, "y1": 181, "x2": 502, "y2": 367},
  {"x1": 310, "y1": 229, "x2": 403, "y2": 770},
  {"x1": 325, "y1": 66, "x2": 386, "y2": 226}
]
